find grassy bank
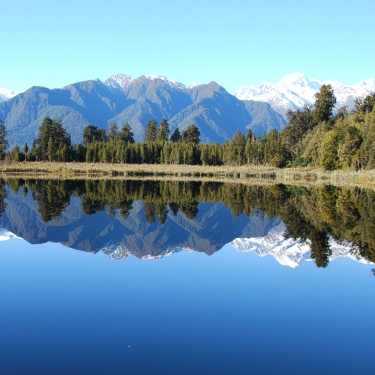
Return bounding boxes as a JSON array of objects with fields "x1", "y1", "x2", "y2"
[{"x1": 1, "y1": 161, "x2": 375, "y2": 188}]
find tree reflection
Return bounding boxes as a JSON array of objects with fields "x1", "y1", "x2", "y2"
[
  {"x1": 3, "y1": 178, "x2": 375, "y2": 268},
  {"x1": 0, "y1": 180, "x2": 7, "y2": 219}
]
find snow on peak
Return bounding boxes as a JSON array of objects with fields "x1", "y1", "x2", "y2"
[
  {"x1": 103, "y1": 73, "x2": 190, "y2": 91},
  {"x1": 104, "y1": 74, "x2": 134, "y2": 91},
  {"x1": 0, "y1": 88, "x2": 23, "y2": 102},
  {"x1": 278, "y1": 71, "x2": 309, "y2": 87},
  {"x1": 0, "y1": 228, "x2": 21, "y2": 241},
  {"x1": 141, "y1": 75, "x2": 187, "y2": 90},
  {"x1": 231, "y1": 222, "x2": 371, "y2": 268},
  {"x1": 234, "y1": 72, "x2": 375, "y2": 119}
]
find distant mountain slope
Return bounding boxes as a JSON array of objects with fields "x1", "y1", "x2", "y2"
[
  {"x1": 231, "y1": 221, "x2": 370, "y2": 268},
  {"x1": 0, "y1": 187, "x2": 280, "y2": 258},
  {"x1": 0, "y1": 74, "x2": 285, "y2": 147},
  {"x1": 0, "y1": 88, "x2": 22, "y2": 102},
  {"x1": 234, "y1": 72, "x2": 375, "y2": 119}
]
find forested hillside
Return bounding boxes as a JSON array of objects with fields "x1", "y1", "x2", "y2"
[{"x1": 1, "y1": 84, "x2": 374, "y2": 171}]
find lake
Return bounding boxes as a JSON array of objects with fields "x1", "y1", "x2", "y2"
[{"x1": 0, "y1": 179, "x2": 374, "y2": 374}]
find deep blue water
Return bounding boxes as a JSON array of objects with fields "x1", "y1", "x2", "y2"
[{"x1": 1, "y1": 238, "x2": 374, "y2": 375}]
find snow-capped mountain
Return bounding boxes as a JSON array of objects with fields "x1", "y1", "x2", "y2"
[
  {"x1": 103, "y1": 74, "x2": 134, "y2": 91},
  {"x1": 231, "y1": 222, "x2": 370, "y2": 268},
  {"x1": 0, "y1": 229, "x2": 21, "y2": 241},
  {"x1": 0, "y1": 88, "x2": 22, "y2": 102},
  {"x1": 234, "y1": 72, "x2": 375, "y2": 119},
  {"x1": 103, "y1": 73, "x2": 191, "y2": 92}
]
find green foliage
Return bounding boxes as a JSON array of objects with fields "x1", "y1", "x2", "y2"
[
  {"x1": 170, "y1": 128, "x2": 181, "y2": 142},
  {"x1": 314, "y1": 84, "x2": 337, "y2": 124},
  {"x1": 355, "y1": 92, "x2": 375, "y2": 114},
  {"x1": 144, "y1": 119, "x2": 158, "y2": 142},
  {"x1": 181, "y1": 124, "x2": 200, "y2": 144},
  {"x1": 119, "y1": 122, "x2": 135, "y2": 144},
  {"x1": 156, "y1": 118, "x2": 170, "y2": 142},
  {"x1": 34, "y1": 117, "x2": 71, "y2": 161},
  {"x1": 9, "y1": 145, "x2": 21, "y2": 161},
  {"x1": 12, "y1": 179, "x2": 375, "y2": 268},
  {"x1": 224, "y1": 128, "x2": 246, "y2": 165},
  {"x1": 82, "y1": 124, "x2": 107, "y2": 146},
  {"x1": 0, "y1": 119, "x2": 9, "y2": 160},
  {"x1": 107, "y1": 122, "x2": 118, "y2": 140}
]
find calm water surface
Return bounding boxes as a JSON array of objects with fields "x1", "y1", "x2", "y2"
[{"x1": 0, "y1": 179, "x2": 374, "y2": 374}]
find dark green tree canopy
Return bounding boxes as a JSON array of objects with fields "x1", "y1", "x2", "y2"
[
  {"x1": 181, "y1": 124, "x2": 200, "y2": 144},
  {"x1": 107, "y1": 122, "x2": 118, "y2": 140},
  {"x1": 314, "y1": 84, "x2": 337, "y2": 123},
  {"x1": 355, "y1": 92, "x2": 375, "y2": 114},
  {"x1": 170, "y1": 128, "x2": 181, "y2": 142},
  {"x1": 156, "y1": 118, "x2": 170, "y2": 142},
  {"x1": 83, "y1": 124, "x2": 107, "y2": 146},
  {"x1": 144, "y1": 119, "x2": 158, "y2": 142},
  {"x1": 120, "y1": 122, "x2": 135, "y2": 144},
  {"x1": 0, "y1": 119, "x2": 9, "y2": 160},
  {"x1": 34, "y1": 117, "x2": 71, "y2": 161}
]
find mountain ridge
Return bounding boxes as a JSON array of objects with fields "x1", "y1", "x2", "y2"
[
  {"x1": 234, "y1": 71, "x2": 375, "y2": 119},
  {"x1": 0, "y1": 75, "x2": 286, "y2": 147}
]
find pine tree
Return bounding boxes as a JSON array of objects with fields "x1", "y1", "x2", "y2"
[
  {"x1": 181, "y1": 124, "x2": 200, "y2": 144},
  {"x1": 35, "y1": 117, "x2": 71, "y2": 161},
  {"x1": 120, "y1": 122, "x2": 135, "y2": 144},
  {"x1": 108, "y1": 122, "x2": 118, "y2": 140},
  {"x1": 83, "y1": 124, "x2": 107, "y2": 145},
  {"x1": 157, "y1": 118, "x2": 170, "y2": 141},
  {"x1": 314, "y1": 84, "x2": 336, "y2": 124},
  {"x1": 170, "y1": 128, "x2": 181, "y2": 142},
  {"x1": 144, "y1": 119, "x2": 157, "y2": 142},
  {"x1": 225, "y1": 128, "x2": 245, "y2": 165},
  {"x1": 0, "y1": 119, "x2": 8, "y2": 160},
  {"x1": 23, "y1": 143, "x2": 29, "y2": 162}
]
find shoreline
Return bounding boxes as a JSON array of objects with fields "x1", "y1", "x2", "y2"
[{"x1": 1, "y1": 161, "x2": 375, "y2": 188}]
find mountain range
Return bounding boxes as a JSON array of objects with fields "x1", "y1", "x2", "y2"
[
  {"x1": 0, "y1": 218, "x2": 369, "y2": 268},
  {"x1": 0, "y1": 74, "x2": 285, "y2": 148},
  {"x1": 1, "y1": 72, "x2": 373, "y2": 147},
  {"x1": 0, "y1": 185, "x2": 280, "y2": 258},
  {"x1": 234, "y1": 72, "x2": 375, "y2": 119}
]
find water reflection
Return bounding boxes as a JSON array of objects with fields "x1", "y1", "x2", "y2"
[{"x1": 1, "y1": 178, "x2": 375, "y2": 268}]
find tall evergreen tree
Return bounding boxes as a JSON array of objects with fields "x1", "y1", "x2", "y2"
[
  {"x1": 0, "y1": 119, "x2": 9, "y2": 160},
  {"x1": 144, "y1": 119, "x2": 158, "y2": 142},
  {"x1": 107, "y1": 122, "x2": 118, "y2": 140},
  {"x1": 120, "y1": 122, "x2": 135, "y2": 144},
  {"x1": 35, "y1": 117, "x2": 71, "y2": 161},
  {"x1": 23, "y1": 143, "x2": 29, "y2": 162},
  {"x1": 170, "y1": 128, "x2": 181, "y2": 142},
  {"x1": 314, "y1": 84, "x2": 337, "y2": 124},
  {"x1": 156, "y1": 118, "x2": 170, "y2": 141},
  {"x1": 181, "y1": 124, "x2": 200, "y2": 144},
  {"x1": 82, "y1": 124, "x2": 106, "y2": 146}
]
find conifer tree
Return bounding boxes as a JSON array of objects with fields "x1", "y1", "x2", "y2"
[
  {"x1": 120, "y1": 122, "x2": 135, "y2": 143},
  {"x1": 83, "y1": 124, "x2": 106, "y2": 145},
  {"x1": 107, "y1": 122, "x2": 118, "y2": 140},
  {"x1": 0, "y1": 119, "x2": 9, "y2": 160},
  {"x1": 181, "y1": 124, "x2": 200, "y2": 144},
  {"x1": 157, "y1": 118, "x2": 170, "y2": 142},
  {"x1": 144, "y1": 119, "x2": 158, "y2": 142},
  {"x1": 23, "y1": 143, "x2": 28, "y2": 162},
  {"x1": 170, "y1": 128, "x2": 181, "y2": 142},
  {"x1": 314, "y1": 84, "x2": 336, "y2": 124},
  {"x1": 35, "y1": 117, "x2": 71, "y2": 161}
]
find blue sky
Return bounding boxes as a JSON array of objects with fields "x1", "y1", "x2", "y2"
[{"x1": 2, "y1": 0, "x2": 374, "y2": 92}]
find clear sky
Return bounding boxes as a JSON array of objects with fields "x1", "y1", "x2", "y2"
[{"x1": 2, "y1": 0, "x2": 374, "y2": 92}]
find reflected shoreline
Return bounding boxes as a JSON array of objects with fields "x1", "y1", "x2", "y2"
[{"x1": 0, "y1": 179, "x2": 375, "y2": 268}]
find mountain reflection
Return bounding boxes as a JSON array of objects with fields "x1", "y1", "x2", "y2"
[{"x1": 1, "y1": 179, "x2": 375, "y2": 267}]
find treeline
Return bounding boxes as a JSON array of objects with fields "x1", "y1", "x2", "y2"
[
  {"x1": 1, "y1": 85, "x2": 375, "y2": 170},
  {"x1": 4, "y1": 179, "x2": 375, "y2": 267}
]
